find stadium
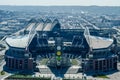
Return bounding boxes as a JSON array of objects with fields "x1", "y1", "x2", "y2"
[{"x1": 4, "y1": 18, "x2": 117, "y2": 76}]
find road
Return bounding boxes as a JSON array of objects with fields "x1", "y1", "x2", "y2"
[{"x1": 81, "y1": 17, "x2": 100, "y2": 30}]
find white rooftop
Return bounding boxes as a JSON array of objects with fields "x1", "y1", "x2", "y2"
[
  {"x1": 5, "y1": 35, "x2": 29, "y2": 48},
  {"x1": 26, "y1": 23, "x2": 36, "y2": 31},
  {"x1": 35, "y1": 23, "x2": 44, "y2": 31},
  {"x1": 84, "y1": 27, "x2": 113, "y2": 49},
  {"x1": 26, "y1": 23, "x2": 54, "y2": 31},
  {"x1": 85, "y1": 35, "x2": 113, "y2": 49},
  {"x1": 43, "y1": 23, "x2": 53, "y2": 31}
]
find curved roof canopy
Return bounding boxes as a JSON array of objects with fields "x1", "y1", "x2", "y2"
[
  {"x1": 86, "y1": 35, "x2": 113, "y2": 49},
  {"x1": 5, "y1": 35, "x2": 29, "y2": 48},
  {"x1": 84, "y1": 27, "x2": 113, "y2": 49},
  {"x1": 26, "y1": 18, "x2": 60, "y2": 32}
]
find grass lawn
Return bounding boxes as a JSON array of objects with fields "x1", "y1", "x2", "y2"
[
  {"x1": 0, "y1": 71, "x2": 5, "y2": 75},
  {"x1": 71, "y1": 59, "x2": 78, "y2": 65},
  {"x1": 40, "y1": 59, "x2": 49, "y2": 65},
  {"x1": 9, "y1": 74, "x2": 32, "y2": 78},
  {"x1": 62, "y1": 79, "x2": 82, "y2": 80},
  {"x1": 7, "y1": 74, "x2": 51, "y2": 80},
  {"x1": 93, "y1": 74, "x2": 110, "y2": 79},
  {"x1": 96, "y1": 75, "x2": 109, "y2": 78}
]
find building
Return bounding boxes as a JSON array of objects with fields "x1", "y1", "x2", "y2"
[
  {"x1": 82, "y1": 27, "x2": 117, "y2": 73},
  {"x1": 4, "y1": 18, "x2": 117, "y2": 73}
]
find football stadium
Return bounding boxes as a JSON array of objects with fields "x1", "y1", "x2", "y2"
[{"x1": 4, "y1": 18, "x2": 117, "y2": 78}]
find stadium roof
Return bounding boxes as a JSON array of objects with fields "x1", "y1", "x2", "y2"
[
  {"x1": 84, "y1": 27, "x2": 113, "y2": 49},
  {"x1": 35, "y1": 23, "x2": 44, "y2": 31},
  {"x1": 43, "y1": 23, "x2": 53, "y2": 31},
  {"x1": 86, "y1": 35, "x2": 113, "y2": 49},
  {"x1": 5, "y1": 19, "x2": 60, "y2": 48},
  {"x1": 26, "y1": 19, "x2": 59, "y2": 32},
  {"x1": 26, "y1": 23, "x2": 36, "y2": 31},
  {"x1": 5, "y1": 35, "x2": 29, "y2": 48}
]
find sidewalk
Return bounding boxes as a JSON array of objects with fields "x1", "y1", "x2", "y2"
[{"x1": 1, "y1": 73, "x2": 12, "y2": 80}]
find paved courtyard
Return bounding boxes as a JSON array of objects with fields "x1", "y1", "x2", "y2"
[{"x1": 35, "y1": 64, "x2": 120, "y2": 80}]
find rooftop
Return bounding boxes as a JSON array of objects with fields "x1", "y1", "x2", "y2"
[
  {"x1": 43, "y1": 23, "x2": 53, "y2": 31},
  {"x1": 5, "y1": 35, "x2": 29, "y2": 48},
  {"x1": 35, "y1": 23, "x2": 44, "y2": 31},
  {"x1": 25, "y1": 19, "x2": 58, "y2": 32},
  {"x1": 85, "y1": 35, "x2": 113, "y2": 49}
]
